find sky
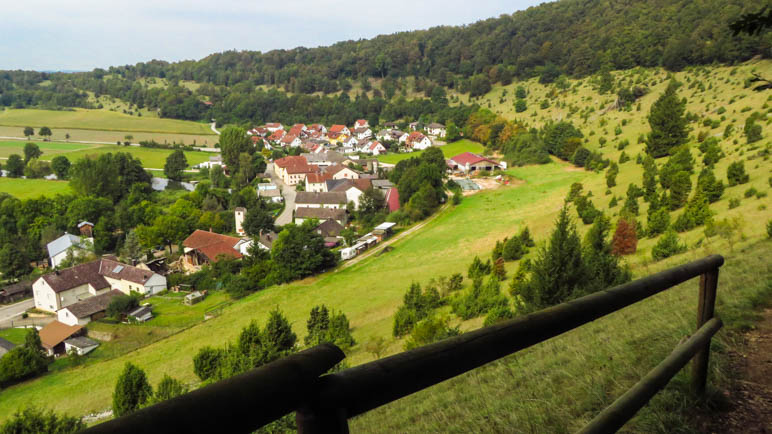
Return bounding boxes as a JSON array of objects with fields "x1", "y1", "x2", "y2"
[{"x1": 0, "y1": 0, "x2": 545, "y2": 72}]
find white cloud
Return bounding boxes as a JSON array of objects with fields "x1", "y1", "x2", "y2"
[{"x1": 0, "y1": 0, "x2": 544, "y2": 70}]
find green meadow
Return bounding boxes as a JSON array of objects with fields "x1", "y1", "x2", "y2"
[
  {"x1": 0, "y1": 178, "x2": 72, "y2": 199},
  {"x1": 0, "y1": 108, "x2": 213, "y2": 135},
  {"x1": 377, "y1": 139, "x2": 485, "y2": 164}
]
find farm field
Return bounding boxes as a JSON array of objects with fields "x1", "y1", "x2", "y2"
[
  {"x1": 0, "y1": 141, "x2": 212, "y2": 169},
  {"x1": 377, "y1": 139, "x2": 486, "y2": 164},
  {"x1": 0, "y1": 178, "x2": 72, "y2": 199},
  {"x1": 0, "y1": 126, "x2": 219, "y2": 148},
  {"x1": 0, "y1": 108, "x2": 213, "y2": 135}
]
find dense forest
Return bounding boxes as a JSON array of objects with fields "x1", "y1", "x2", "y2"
[{"x1": 0, "y1": 0, "x2": 768, "y2": 126}]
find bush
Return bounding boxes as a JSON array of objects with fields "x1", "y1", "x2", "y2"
[
  {"x1": 106, "y1": 294, "x2": 140, "y2": 319},
  {"x1": 392, "y1": 283, "x2": 442, "y2": 337},
  {"x1": 404, "y1": 315, "x2": 460, "y2": 350},
  {"x1": 727, "y1": 161, "x2": 750, "y2": 186},
  {"x1": 452, "y1": 276, "x2": 509, "y2": 320},
  {"x1": 744, "y1": 187, "x2": 758, "y2": 198},
  {"x1": 0, "y1": 406, "x2": 84, "y2": 434},
  {"x1": 483, "y1": 305, "x2": 516, "y2": 326},
  {"x1": 651, "y1": 230, "x2": 686, "y2": 261},
  {"x1": 113, "y1": 362, "x2": 152, "y2": 417},
  {"x1": 728, "y1": 198, "x2": 741, "y2": 209}
]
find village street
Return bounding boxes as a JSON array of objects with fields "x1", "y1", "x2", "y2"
[
  {"x1": 0, "y1": 299, "x2": 34, "y2": 327},
  {"x1": 266, "y1": 161, "x2": 296, "y2": 226}
]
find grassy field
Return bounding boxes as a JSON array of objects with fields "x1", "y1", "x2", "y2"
[
  {"x1": 0, "y1": 126, "x2": 219, "y2": 148},
  {"x1": 0, "y1": 108, "x2": 213, "y2": 135},
  {"x1": 377, "y1": 139, "x2": 486, "y2": 164},
  {"x1": 0, "y1": 141, "x2": 213, "y2": 168},
  {"x1": 0, "y1": 328, "x2": 30, "y2": 345},
  {"x1": 0, "y1": 178, "x2": 72, "y2": 199}
]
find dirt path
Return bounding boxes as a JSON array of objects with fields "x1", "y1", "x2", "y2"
[{"x1": 702, "y1": 308, "x2": 772, "y2": 433}]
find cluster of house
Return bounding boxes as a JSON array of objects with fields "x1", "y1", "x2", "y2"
[
  {"x1": 30, "y1": 256, "x2": 167, "y2": 356},
  {"x1": 247, "y1": 119, "x2": 446, "y2": 155}
]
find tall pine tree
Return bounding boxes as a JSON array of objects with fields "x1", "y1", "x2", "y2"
[{"x1": 646, "y1": 80, "x2": 689, "y2": 158}]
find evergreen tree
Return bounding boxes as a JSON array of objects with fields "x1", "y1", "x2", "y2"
[
  {"x1": 672, "y1": 187, "x2": 713, "y2": 232},
  {"x1": 583, "y1": 215, "x2": 632, "y2": 291},
  {"x1": 113, "y1": 362, "x2": 152, "y2": 417},
  {"x1": 150, "y1": 375, "x2": 188, "y2": 404},
  {"x1": 642, "y1": 156, "x2": 658, "y2": 202},
  {"x1": 520, "y1": 205, "x2": 586, "y2": 309},
  {"x1": 519, "y1": 226, "x2": 535, "y2": 247},
  {"x1": 646, "y1": 206, "x2": 671, "y2": 237},
  {"x1": 726, "y1": 161, "x2": 750, "y2": 186},
  {"x1": 697, "y1": 167, "x2": 725, "y2": 203},
  {"x1": 668, "y1": 171, "x2": 692, "y2": 210},
  {"x1": 262, "y1": 309, "x2": 297, "y2": 360},
  {"x1": 606, "y1": 163, "x2": 619, "y2": 188},
  {"x1": 646, "y1": 81, "x2": 689, "y2": 157},
  {"x1": 651, "y1": 229, "x2": 686, "y2": 261},
  {"x1": 501, "y1": 236, "x2": 526, "y2": 261}
]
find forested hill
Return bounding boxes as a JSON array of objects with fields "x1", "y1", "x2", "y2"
[
  {"x1": 0, "y1": 0, "x2": 767, "y2": 126},
  {"x1": 84, "y1": 0, "x2": 767, "y2": 86}
]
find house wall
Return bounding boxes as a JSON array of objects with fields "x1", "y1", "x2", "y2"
[
  {"x1": 33, "y1": 279, "x2": 59, "y2": 312},
  {"x1": 59, "y1": 284, "x2": 99, "y2": 310},
  {"x1": 332, "y1": 168, "x2": 359, "y2": 180},
  {"x1": 143, "y1": 274, "x2": 167, "y2": 295},
  {"x1": 65, "y1": 341, "x2": 98, "y2": 356},
  {"x1": 345, "y1": 188, "x2": 364, "y2": 210},
  {"x1": 58, "y1": 308, "x2": 90, "y2": 326}
]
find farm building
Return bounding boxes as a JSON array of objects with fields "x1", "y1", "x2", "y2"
[
  {"x1": 39, "y1": 320, "x2": 84, "y2": 356},
  {"x1": 56, "y1": 289, "x2": 124, "y2": 326},
  {"x1": 182, "y1": 230, "x2": 245, "y2": 268},
  {"x1": 64, "y1": 336, "x2": 100, "y2": 356}
]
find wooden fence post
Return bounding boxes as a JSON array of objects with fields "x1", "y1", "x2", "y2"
[{"x1": 692, "y1": 268, "x2": 718, "y2": 394}]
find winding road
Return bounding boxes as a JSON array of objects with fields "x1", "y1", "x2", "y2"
[
  {"x1": 210, "y1": 122, "x2": 220, "y2": 135},
  {"x1": 266, "y1": 162, "x2": 296, "y2": 226}
]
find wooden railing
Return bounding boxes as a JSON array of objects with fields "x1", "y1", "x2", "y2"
[{"x1": 84, "y1": 255, "x2": 724, "y2": 434}]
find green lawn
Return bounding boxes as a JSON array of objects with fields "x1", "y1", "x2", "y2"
[
  {"x1": 0, "y1": 141, "x2": 95, "y2": 158},
  {"x1": 377, "y1": 139, "x2": 486, "y2": 164},
  {"x1": 0, "y1": 108, "x2": 213, "y2": 135},
  {"x1": 0, "y1": 328, "x2": 30, "y2": 345},
  {"x1": 0, "y1": 178, "x2": 72, "y2": 199},
  {"x1": 0, "y1": 141, "x2": 212, "y2": 169}
]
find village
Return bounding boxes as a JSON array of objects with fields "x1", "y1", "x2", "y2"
[{"x1": 0, "y1": 118, "x2": 506, "y2": 368}]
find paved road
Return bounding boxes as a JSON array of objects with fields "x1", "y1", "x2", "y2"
[
  {"x1": 0, "y1": 299, "x2": 34, "y2": 324},
  {"x1": 210, "y1": 122, "x2": 220, "y2": 135},
  {"x1": 266, "y1": 162, "x2": 295, "y2": 226}
]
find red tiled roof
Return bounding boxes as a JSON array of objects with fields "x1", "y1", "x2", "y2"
[
  {"x1": 306, "y1": 172, "x2": 332, "y2": 184},
  {"x1": 280, "y1": 134, "x2": 299, "y2": 144},
  {"x1": 450, "y1": 152, "x2": 500, "y2": 167},
  {"x1": 182, "y1": 230, "x2": 242, "y2": 262},
  {"x1": 355, "y1": 119, "x2": 367, "y2": 126},
  {"x1": 274, "y1": 156, "x2": 308, "y2": 169},
  {"x1": 407, "y1": 131, "x2": 426, "y2": 142},
  {"x1": 269, "y1": 130, "x2": 286, "y2": 141},
  {"x1": 329, "y1": 125, "x2": 346, "y2": 133},
  {"x1": 265, "y1": 123, "x2": 282, "y2": 128}
]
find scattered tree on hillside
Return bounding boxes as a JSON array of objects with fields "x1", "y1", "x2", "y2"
[
  {"x1": 651, "y1": 229, "x2": 686, "y2": 261},
  {"x1": 611, "y1": 217, "x2": 638, "y2": 255},
  {"x1": 305, "y1": 305, "x2": 356, "y2": 350},
  {"x1": 113, "y1": 362, "x2": 152, "y2": 417},
  {"x1": 726, "y1": 161, "x2": 750, "y2": 186},
  {"x1": 646, "y1": 81, "x2": 689, "y2": 158},
  {"x1": 23, "y1": 127, "x2": 33, "y2": 140},
  {"x1": 149, "y1": 375, "x2": 188, "y2": 405}
]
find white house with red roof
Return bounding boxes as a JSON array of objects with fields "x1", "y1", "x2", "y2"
[
  {"x1": 309, "y1": 124, "x2": 327, "y2": 134},
  {"x1": 273, "y1": 156, "x2": 319, "y2": 185},
  {"x1": 265, "y1": 123, "x2": 284, "y2": 132},
  {"x1": 353, "y1": 127, "x2": 372, "y2": 140},
  {"x1": 280, "y1": 134, "x2": 302, "y2": 148},
  {"x1": 329, "y1": 125, "x2": 350, "y2": 136},
  {"x1": 405, "y1": 132, "x2": 433, "y2": 150},
  {"x1": 448, "y1": 152, "x2": 504, "y2": 173},
  {"x1": 182, "y1": 230, "x2": 245, "y2": 269},
  {"x1": 354, "y1": 119, "x2": 369, "y2": 129},
  {"x1": 268, "y1": 129, "x2": 286, "y2": 142},
  {"x1": 305, "y1": 172, "x2": 333, "y2": 192}
]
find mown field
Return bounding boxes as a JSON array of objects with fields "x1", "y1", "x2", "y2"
[
  {"x1": 0, "y1": 140, "x2": 212, "y2": 168},
  {"x1": 0, "y1": 108, "x2": 213, "y2": 135},
  {"x1": 377, "y1": 139, "x2": 486, "y2": 164},
  {"x1": 0, "y1": 328, "x2": 29, "y2": 345},
  {"x1": 0, "y1": 126, "x2": 218, "y2": 148},
  {"x1": 0, "y1": 178, "x2": 72, "y2": 199}
]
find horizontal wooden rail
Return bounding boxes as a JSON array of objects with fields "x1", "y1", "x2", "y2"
[
  {"x1": 579, "y1": 317, "x2": 723, "y2": 434},
  {"x1": 297, "y1": 255, "x2": 724, "y2": 429},
  {"x1": 83, "y1": 343, "x2": 345, "y2": 434}
]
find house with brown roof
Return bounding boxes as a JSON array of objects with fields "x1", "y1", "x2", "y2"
[
  {"x1": 57, "y1": 289, "x2": 124, "y2": 326},
  {"x1": 328, "y1": 179, "x2": 372, "y2": 210},
  {"x1": 33, "y1": 259, "x2": 167, "y2": 313},
  {"x1": 294, "y1": 207, "x2": 348, "y2": 226},
  {"x1": 294, "y1": 191, "x2": 348, "y2": 209},
  {"x1": 324, "y1": 164, "x2": 360, "y2": 180},
  {"x1": 39, "y1": 320, "x2": 84, "y2": 356},
  {"x1": 305, "y1": 172, "x2": 333, "y2": 192},
  {"x1": 404, "y1": 132, "x2": 433, "y2": 150},
  {"x1": 279, "y1": 134, "x2": 302, "y2": 148},
  {"x1": 182, "y1": 230, "x2": 244, "y2": 269},
  {"x1": 426, "y1": 122, "x2": 446, "y2": 138}
]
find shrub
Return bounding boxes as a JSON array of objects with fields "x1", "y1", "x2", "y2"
[
  {"x1": 651, "y1": 230, "x2": 686, "y2": 261},
  {"x1": 452, "y1": 276, "x2": 509, "y2": 320},
  {"x1": 404, "y1": 315, "x2": 460, "y2": 350},
  {"x1": 113, "y1": 362, "x2": 152, "y2": 417},
  {"x1": 392, "y1": 283, "x2": 442, "y2": 337},
  {"x1": 728, "y1": 197, "x2": 741, "y2": 209},
  {"x1": 744, "y1": 187, "x2": 758, "y2": 198},
  {"x1": 727, "y1": 161, "x2": 750, "y2": 186},
  {"x1": 483, "y1": 305, "x2": 516, "y2": 326},
  {"x1": 611, "y1": 218, "x2": 638, "y2": 255},
  {"x1": 0, "y1": 406, "x2": 83, "y2": 434}
]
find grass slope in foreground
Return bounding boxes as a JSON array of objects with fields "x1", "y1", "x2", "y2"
[
  {"x1": 376, "y1": 139, "x2": 485, "y2": 164},
  {"x1": 0, "y1": 108, "x2": 213, "y2": 135},
  {"x1": 0, "y1": 162, "x2": 588, "y2": 419}
]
